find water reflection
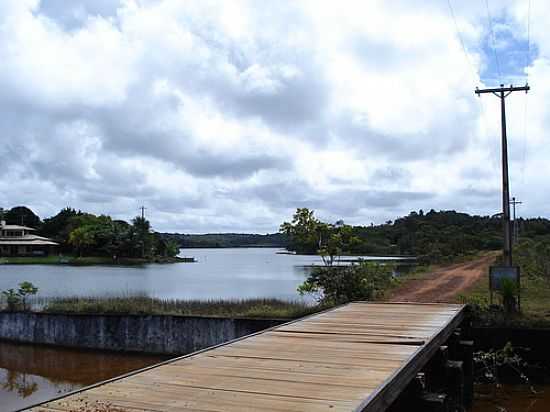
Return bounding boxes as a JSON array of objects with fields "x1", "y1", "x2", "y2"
[
  {"x1": 3, "y1": 370, "x2": 39, "y2": 398},
  {"x1": 0, "y1": 341, "x2": 167, "y2": 411},
  {"x1": 0, "y1": 248, "x2": 411, "y2": 301},
  {"x1": 473, "y1": 383, "x2": 550, "y2": 412}
]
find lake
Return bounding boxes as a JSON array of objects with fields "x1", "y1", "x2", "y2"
[
  {"x1": 0, "y1": 247, "x2": 411, "y2": 411},
  {"x1": 0, "y1": 247, "x2": 405, "y2": 301}
]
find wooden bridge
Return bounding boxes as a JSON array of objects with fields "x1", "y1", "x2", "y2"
[{"x1": 29, "y1": 302, "x2": 465, "y2": 412}]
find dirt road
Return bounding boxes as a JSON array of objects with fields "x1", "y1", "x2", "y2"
[{"x1": 387, "y1": 252, "x2": 498, "y2": 303}]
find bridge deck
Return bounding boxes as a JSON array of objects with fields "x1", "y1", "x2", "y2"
[{"x1": 29, "y1": 302, "x2": 465, "y2": 412}]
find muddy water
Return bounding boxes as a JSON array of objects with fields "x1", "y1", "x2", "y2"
[
  {"x1": 472, "y1": 384, "x2": 550, "y2": 412},
  {"x1": 2, "y1": 341, "x2": 549, "y2": 412},
  {"x1": 0, "y1": 341, "x2": 167, "y2": 412}
]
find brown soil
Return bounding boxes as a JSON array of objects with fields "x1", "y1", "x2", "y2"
[{"x1": 387, "y1": 252, "x2": 498, "y2": 303}]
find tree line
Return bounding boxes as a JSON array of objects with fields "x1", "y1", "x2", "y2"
[
  {"x1": 280, "y1": 208, "x2": 550, "y2": 264},
  {"x1": 1, "y1": 206, "x2": 179, "y2": 259}
]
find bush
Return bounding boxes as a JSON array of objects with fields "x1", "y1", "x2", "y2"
[
  {"x1": 298, "y1": 261, "x2": 395, "y2": 305},
  {"x1": 1, "y1": 289, "x2": 21, "y2": 311},
  {"x1": 1, "y1": 281, "x2": 38, "y2": 312}
]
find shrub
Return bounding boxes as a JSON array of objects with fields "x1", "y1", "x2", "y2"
[
  {"x1": 2, "y1": 289, "x2": 21, "y2": 311},
  {"x1": 298, "y1": 261, "x2": 394, "y2": 305},
  {"x1": 1, "y1": 282, "x2": 39, "y2": 311}
]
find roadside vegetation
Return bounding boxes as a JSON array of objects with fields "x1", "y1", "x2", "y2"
[{"x1": 458, "y1": 238, "x2": 550, "y2": 327}]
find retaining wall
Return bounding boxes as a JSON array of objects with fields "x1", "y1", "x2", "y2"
[{"x1": 0, "y1": 312, "x2": 285, "y2": 355}]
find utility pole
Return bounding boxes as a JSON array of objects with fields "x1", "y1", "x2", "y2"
[
  {"x1": 510, "y1": 197, "x2": 522, "y2": 244},
  {"x1": 475, "y1": 84, "x2": 530, "y2": 266},
  {"x1": 139, "y1": 206, "x2": 147, "y2": 258}
]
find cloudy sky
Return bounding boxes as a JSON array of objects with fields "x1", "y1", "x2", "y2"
[{"x1": 0, "y1": 0, "x2": 546, "y2": 233}]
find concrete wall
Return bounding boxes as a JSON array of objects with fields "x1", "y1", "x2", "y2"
[{"x1": 0, "y1": 312, "x2": 286, "y2": 355}]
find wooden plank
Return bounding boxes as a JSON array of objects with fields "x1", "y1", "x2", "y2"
[
  {"x1": 28, "y1": 302, "x2": 465, "y2": 412},
  {"x1": 353, "y1": 304, "x2": 465, "y2": 412}
]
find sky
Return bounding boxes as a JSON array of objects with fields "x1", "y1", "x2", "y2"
[{"x1": 0, "y1": 0, "x2": 547, "y2": 233}]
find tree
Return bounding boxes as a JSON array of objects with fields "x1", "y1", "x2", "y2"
[
  {"x1": 18, "y1": 281, "x2": 38, "y2": 311},
  {"x1": 132, "y1": 216, "x2": 152, "y2": 258},
  {"x1": 68, "y1": 226, "x2": 94, "y2": 257},
  {"x1": 280, "y1": 208, "x2": 322, "y2": 254},
  {"x1": 40, "y1": 207, "x2": 80, "y2": 249},
  {"x1": 4, "y1": 206, "x2": 41, "y2": 227},
  {"x1": 298, "y1": 261, "x2": 394, "y2": 305}
]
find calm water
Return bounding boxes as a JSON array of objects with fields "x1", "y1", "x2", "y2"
[
  {"x1": 0, "y1": 248, "x2": 401, "y2": 301},
  {"x1": 472, "y1": 383, "x2": 550, "y2": 412},
  {"x1": 0, "y1": 341, "x2": 167, "y2": 412},
  {"x1": 0, "y1": 248, "x2": 408, "y2": 411}
]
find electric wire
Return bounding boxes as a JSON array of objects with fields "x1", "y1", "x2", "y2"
[
  {"x1": 446, "y1": 0, "x2": 490, "y2": 150},
  {"x1": 519, "y1": 0, "x2": 532, "y2": 198},
  {"x1": 446, "y1": 0, "x2": 478, "y2": 82},
  {"x1": 484, "y1": 0, "x2": 503, "y2": 83}
]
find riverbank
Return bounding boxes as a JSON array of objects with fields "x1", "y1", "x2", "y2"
[{"x1": 0, "y1": 255, "x2": 195, "y2": 266}]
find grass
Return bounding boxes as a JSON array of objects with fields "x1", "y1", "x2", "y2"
[
  {"x1": 0, "y1": 255, "x2": 193, "y2": 266},
  {"x1": 0, "y1": 255, "x2": 63, "y2": 264},
  {"x1": 456, "y1": 274, "x2": 550, "y2": 328},
  {"x1": 40, "y1": 296, "x2": 320, "y2": 319}
]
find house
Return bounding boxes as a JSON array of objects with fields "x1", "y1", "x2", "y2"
[{"x1": 0, "y1": 220, "x2": 58, "y2": 257}]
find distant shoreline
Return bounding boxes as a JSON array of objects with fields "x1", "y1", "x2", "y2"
[{"x1": 0, "y1": 255, "x2": 195, "y2": 266}]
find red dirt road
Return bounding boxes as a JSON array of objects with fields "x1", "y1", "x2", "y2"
[{"x1": 387, "y1": 253, "x2": 498, "y2": 303}]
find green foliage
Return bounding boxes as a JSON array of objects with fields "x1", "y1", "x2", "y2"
[
  {"x1": 163, "y1": 239, "x2": 180, "y2": 257},
  {"x1": 498, "y1": 277, "x2": 518, "y2": 314},
  {"x1": 18, "y1": 281, "x2": 38, "y2": 311},
  {"x1": 280, "y1": 208, "x2": 550, "y2": 265},
  {"x1": 298, "y1": 261, "x2": 395, "y2": 305},
  {"x1": 1, "y1": 289, "x2": 21, "y2": 311},
  {"x1": 280, "y1": 208, "x2": 322, "y2": 254},
  {"x1": 3, "y1": 206, "x2": 41, "y2": 227},
  {"x1": 68, "y1": 226, "x2": 95, "y2": 256},
  {"x1": 161, "y1": 233, "x2": 287, "y2": 249},
  {"x1": 1, "y1": 282, "x2": 38, "y2": 311},
  {"x1": 513, "y1": 238, "x2": 550, "y2": 280},
  {"x1": 38, "y1": 207, "x2": 174, "y2": 260}
]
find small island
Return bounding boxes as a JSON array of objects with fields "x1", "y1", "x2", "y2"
[{"x1": 0, "y1": 206, "x2": 191, "y2": 265}]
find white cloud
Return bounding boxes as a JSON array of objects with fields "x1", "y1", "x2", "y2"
[{"x1": 0, "y1": 0, "x2": 546, "y2": 232}]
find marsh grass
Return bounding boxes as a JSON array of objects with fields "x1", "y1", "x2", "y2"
[{"x1": 38, "y1": 295, "x2": 318, "y2": 319}]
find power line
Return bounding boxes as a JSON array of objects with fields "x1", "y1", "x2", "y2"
[
  {"x1": 525, "y1": 0, "x2": 532, "y2": 83},
  {"x1": 445, "y1": 0, "x2": 491, "y2": 158},
  {"x1": 484, "y1": 0, "x2": 503, "y2": 83},
  {"x1": 520, "y1": 0, "x2": 532, "y2": 195},
  {"x1": 447, "y1": 0, "x2": 478, "y2": 82}
]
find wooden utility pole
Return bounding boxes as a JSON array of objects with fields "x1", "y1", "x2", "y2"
[
  {"x1": 475, "y1": 84, "x2": 529, "y2": 266},
  {"x1": 510, "y1": 197, "x2": 522, "y2": 244},
  {"x1": 139, "y1": 206, "x2": 147, "y2": 258}
]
